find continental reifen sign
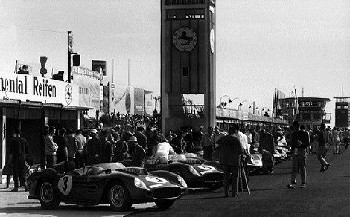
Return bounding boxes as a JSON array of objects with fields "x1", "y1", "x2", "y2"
[{"x1": 0, "y1": 71, "x2": 79, "y2": 106}]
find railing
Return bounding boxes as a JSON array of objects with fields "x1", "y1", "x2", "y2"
[{"x1": 216, "y1": 107, "x2": 288, "y2": 124}]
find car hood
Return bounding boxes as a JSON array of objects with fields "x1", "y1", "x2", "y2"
[
  {"x1": 193, "y1": 164, "x2": 222, "y2": 175},
  {"x1": 138, "y1": 174, "x2": 180, "y2": 189}
]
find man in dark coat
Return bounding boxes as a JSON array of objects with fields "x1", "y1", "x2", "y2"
[
  {"x1": 287, "y1": 122, "x2": 310, "y2": 188},
  {"x1": 8, "y1": 129, "x2": 28, "y2": 192},
  {"x1": 100, "y1": 130, "x2": 113, "y2": 163},
  {"x1": 135, "y1": 126, "x2": 147, "y2": 150},
  {"x1": 84, "y1": 129, "x2": 102, "y2": 165},
  {"x1": 129, "y1": 136, "x2": 146, "y2": 167},
  {"x1": 55, "y1": 128, "x2": 68, "y2": 164},
  {"x1": 216, "y1": 124, "x2": 244, "y2": 197}
]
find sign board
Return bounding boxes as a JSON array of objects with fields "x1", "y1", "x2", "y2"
[
  {"x1": 92, "y1": 60, "x2": 107, "y2": 76},
  {"x1": 0, "y1": 71, "x2": 79, "y2": 106},
  {"x1": 71, "y1": 66, "x2": 101, "y2": 115}
]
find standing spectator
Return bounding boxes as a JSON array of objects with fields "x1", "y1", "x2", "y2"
[
  {"x1": 331, "y1": 127, "x2": 341, "y2": 154},
  {"x1": 75, "y1": 129, "x2": 86, "y2": 168},
  {"x1": 135, "y1": 126, "x2": 148, "y2": 150},
  {"x1": 183, "y1": 128, "x2": 194, "y2": 152},
  {"x1": 129, "y1": 136, "x2": 146, "y2": 167},
  {"x1": 316, "y1": 123, "x2": 331, "y2": 172},
  {"x1": 343, "y1": 128, "x2": 349, "y2": 149},
  {"x1": 201, "y1": 126, "x2": 215, "y2": 161},
  {"x1": 214, "y1": 126, "x2": 226, "y2": 149},
  {"x1": 245, "y1": 128, "x2": 253, "y2": 150},
  {"x1": 259, "y1": 128, "x2": 275, "y2": 154},
  {"x1": 154, "y1": 135, "x2": 175, "y2": 163},
  {"x1": 146, "y1": 128, "x2": 158, "y2": 156},
  {"x1": 192, "y1": 126, "x2": 204, "y2": 152},
  {"x1": 170, "y1": 130, "x2": 185, "y2": 154},
  {"x1": 121, "y1": 124, "x2": 133, "y2": 142},
  {"x1": 44, "y1": 126, "x2": 58, "y2": 168},
  {"x1": 113, "y1": 134, "x2": 129, "y2": 162},
  {"x1": 66, "y1": 128, "x2": 78, "y2": 162},
  {"x1": 311, "y1": 128, "x2": 319, "y2": 154},
  {"x1": 8, "y1": 129, "x2": 28, "y2": 192},
  {"x1": 100, "y1": 130, "x2": 113, "y2": 163},
  {"x1": 54, "y1": 128, "x2": 68, "y2": 164},
  {"x1": 287, "y1": 122, "x2": 310, "y2": 189},
  {"x1": 216, "y1": 124, "x2": 244, "y2": 197},
  {"x1": 259, "y1": 128, "x2": 275, "y2": 173},
  {"x1": 84, "y1": 129, "x2": 102, "y2": 165},
  {"x1": 238, "y1": 128, "x2": 250, "y2": 155}
]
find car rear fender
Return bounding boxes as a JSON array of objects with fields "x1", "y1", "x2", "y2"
[{"x1": 33, "y1": 169, "x2": 62, "y2": 195}]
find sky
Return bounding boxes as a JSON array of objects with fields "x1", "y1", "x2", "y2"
[{"x1": 1, "y1": 0, "x2": 349, "y2": 125}]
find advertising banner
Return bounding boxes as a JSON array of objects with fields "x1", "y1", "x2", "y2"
[
  {"x1": 109, "y1": 84, "x2": 131, "y2": 114},
  {"x1": 0, "y1": 70, "x2": 79, "y2": 106},
  {"x1": 71, "y1": 66, "x2": 101, "y2": 115},
  {"x1": 144, "y1": 92, "x2": 155, "y2": 116},
  {"x1": 134, "y1": 88, "x2": 144, "y2": 115}
]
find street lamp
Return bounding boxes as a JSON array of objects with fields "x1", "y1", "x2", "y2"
[
  {"x1": 219, "y1": 95, "x2": 238, "y2": 108},
  {"x1": 238, "y1": 100, "x2": 248, "y2": 111}
]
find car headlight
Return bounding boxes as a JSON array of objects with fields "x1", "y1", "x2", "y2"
[
  {"x1": 134, "y1": 178, "x2": 148, "y2": 190},
  {"x1": 189, "y1": 166, "x2": 201, "y2": 176},
  {"x1": 177, "y1": 175, "x2": 187, "y2": 188}
]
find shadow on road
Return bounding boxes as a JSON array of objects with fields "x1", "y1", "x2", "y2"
[
  {"x1": 0, "y1": 205, "x2": 130, "y2": 217},
  {"x1": 250, "y1": 188, "x2": 279, "y2": 192}
]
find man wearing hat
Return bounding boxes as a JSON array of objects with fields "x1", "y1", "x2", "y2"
[
  {"x1": 128, "y1": 136, "x2": 146, "y2": 167},
  {"x1": 84, "y1": 129, "x2": 102, "y2": 165}
]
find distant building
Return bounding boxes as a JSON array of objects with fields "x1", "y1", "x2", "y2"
[
  {"x1": 279, "y1": 97, "x2": 330, "y2": 129},
  {"x1": 334, "y1": 97, "x2": 350, "y2": 129}
]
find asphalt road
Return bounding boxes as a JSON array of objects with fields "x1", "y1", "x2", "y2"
[{"x1": 0, "y1": 148, "x2": 349, "y2": 217}]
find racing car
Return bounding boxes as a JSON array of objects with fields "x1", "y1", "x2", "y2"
[
  {"x1": 169, "y1": 153, "x2": 263, "y2": 176},
  {"x1": 144, "y1": 160, "x2": 223, "y2": 190},
  {"x1": 27, "y1": 162, "x2": 187, "y2": 211}
]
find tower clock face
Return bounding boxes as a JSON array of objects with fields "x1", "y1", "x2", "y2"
[
  {"x1": 172, "y1": 27, "x2": 197, "y2": 52},
  {"x1": 210, "y1": 29, "x2": 215, "y2": 53}
]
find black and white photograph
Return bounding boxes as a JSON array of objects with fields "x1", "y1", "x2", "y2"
[{"x1": 0, "y1": 0, "x2": 349, "y2": 216}]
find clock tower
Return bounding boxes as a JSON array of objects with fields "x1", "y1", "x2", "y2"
[{"x1": 161, "y1": 0, "x2": 216, "y2": 133}]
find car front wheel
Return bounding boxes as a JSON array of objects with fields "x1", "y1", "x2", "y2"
[
  {"x1": 108, "y1": 182, "x2": 132, "y2": 211},
  {"x1": 39, "y1": 181, "x2": 60, "y2": 209},
  {"x1": 156, "y1": 200, "x2": 175, "y2": 210}
]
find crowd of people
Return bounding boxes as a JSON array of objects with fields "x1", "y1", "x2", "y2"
[{"x1": 4, "y1": 114, "x2": 349, "y2": 195}]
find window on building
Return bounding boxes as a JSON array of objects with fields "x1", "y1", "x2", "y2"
[
  {"x1": 302, "y1": 113, "x2": 311, "y2": 121},
  {"x1": 182, "y1": 67, "x2": 189, "y2": 77},
  {"x1": 166, "y1": 0, "x2": 205, "y2": 5},
  {"x1": 167, "y1": 9, "x2": 205, "y2": 20},
  {"x1": 313, "y1": 113, "x2": 321, "y2": 120}
]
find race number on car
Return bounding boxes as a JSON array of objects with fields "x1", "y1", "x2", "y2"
[
  {"x1": 145, "y1": 176, "x2": 168, "y2": 184},
  {"x1": 58, "y1": 175, "x2": 73, "y2": 195}
]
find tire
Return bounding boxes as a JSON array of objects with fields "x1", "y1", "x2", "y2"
[
  {"x1": 108, "y1": 182, "x2": 132, "y2": 211},
  {"x1": 39, "y1": 181, "x2": 60, "y2": 210},
  {"x1": 155, "y1": 200, "x2": 175, "y2": 210}
]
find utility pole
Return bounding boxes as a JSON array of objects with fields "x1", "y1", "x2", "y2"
[
  {"x1": 128, "y1": 59, "x2": 130, "y2": 86},
  {"x1": 68, "y1": 31, "x2": 72, "y2": 83}
]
